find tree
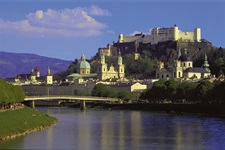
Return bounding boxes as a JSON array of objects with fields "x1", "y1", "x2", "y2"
[
  {"x1": 210, "y1": 81, "x2": 225, "y2": 104},
  {"x1": 215, "y1": 57, "x2": 224, "y2": 66},
  {"x1": 151, "y1": 79, "x2": 167, "y2": 100},
  {"x1": 177, "y1": 81, "x2": 196, "y2": 103},
  {"x1": 91, "y1": 83, "x2": 108, "y2": 97},
  {"x1": 117, "y1": 89, "x2": 132, "y2": 100},
  {"x1": 195, "y1": 80, "x2": 214, "y2": 103},
  {"x1": 0, "y1": 78, "x2": 25, "y2": 105},
  {"x1": 164, "y1": 79, "x2": 179, "y2": 101}
]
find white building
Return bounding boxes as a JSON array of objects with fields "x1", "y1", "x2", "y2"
[{"x1": 118, "y1": 25, "x2": 201, "y2": 44}]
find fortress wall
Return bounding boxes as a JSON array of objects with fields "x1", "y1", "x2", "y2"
[{"x1": 178, "y1": 32, "x2": 194, "y2": 42}]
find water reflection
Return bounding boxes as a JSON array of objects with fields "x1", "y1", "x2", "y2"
[{"x1": 1, "y1": 108, "x2": 225, "y2": 149}]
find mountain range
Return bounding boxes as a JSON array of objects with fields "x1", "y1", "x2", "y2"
[{"x1": 0, "y1": 51, "x2": 72, "y2": 79}]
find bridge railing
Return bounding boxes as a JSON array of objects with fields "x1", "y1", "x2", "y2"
[{"x1": 24, "y1": 95, "x2": 119, "y2": 101}]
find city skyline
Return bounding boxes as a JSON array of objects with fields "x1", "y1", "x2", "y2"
[{"x1": 0, "y1": 0, "x2": 224, "y2": 60}]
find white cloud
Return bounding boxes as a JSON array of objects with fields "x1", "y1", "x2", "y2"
[
  {"x1": 88, "y1": 5, "x2": 112, "y2": 16},
  {"x1": 0, "y1": 5, "x2": 112, "y2": 37}
]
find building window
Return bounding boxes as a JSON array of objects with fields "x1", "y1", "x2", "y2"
[
  {"x1": 179, "y1": 72, "x2": 181, "y2": 77},
  {"x1": 183, "y1": 63, "x2": 186, "y2": 67},
  {"x1": 189, "y1": 63, "x2": 191, "y2": 67},
  {"x1": 166, "y1": 74, "x2": 169, "y2": 78},
  {"x1": 162, "y1": 74, "x2": 164, "y2": 78}
]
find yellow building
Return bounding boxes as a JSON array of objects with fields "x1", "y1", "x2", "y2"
[
  {"x1": 118, "y1": 25, "x2": 201, "y2": 44},
  {"x1": 97, "y1": 51, "x2": 125, "y2": 81}
]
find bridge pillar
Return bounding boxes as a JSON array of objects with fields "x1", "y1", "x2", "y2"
[
  {"x1": 30, "y1": 100, "x2": 35, "y2": 109},
  {"x1": 80, "y1": 100, "x2": 86, "y2": 110}
]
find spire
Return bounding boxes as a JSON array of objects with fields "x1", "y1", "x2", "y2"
[
  {"x1": 118, "y1": 50, "x2": 122, "y2": 65},
  {"x1": 35, "y1": 66, "x2": 39, "y2": 72},
  {"x1": 81, "y1": 54, "x2": 86, "y2": 61},
  {"x1": 202, "y1": 53, "x2": 210, "y2": 71},
  {"x1": 47, "y1": 66, "x2": 51, "y2": 76}
]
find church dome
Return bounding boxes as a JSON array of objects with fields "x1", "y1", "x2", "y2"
[
  {"x1": 180, "y1": 55, "x2": 192, "y2": 61},
  {"x1": 179, "y1": 48, "x2": 192, "y2": 61},
  {"x1": 77, "y1": 54, "x2": 91, "y2": 69}
]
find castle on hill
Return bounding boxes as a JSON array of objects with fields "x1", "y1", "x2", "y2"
[
  {"x1": 98, "y1": 25, "x2": 203, "y2": 57},
  {"x1": 118, "y1": 25, "x2": 201, "y2": 44}
]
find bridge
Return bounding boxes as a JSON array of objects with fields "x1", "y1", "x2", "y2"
[{"x1": 24, "y1": 95, "x2": 119, "y2": 110}]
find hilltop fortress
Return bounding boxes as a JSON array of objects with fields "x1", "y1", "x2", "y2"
[
  {"x1": 118, "y1": 25, "x2": 201, "y2": 44},
  {"x1": 98, "y1": 25, "x2": 203, "y2": 57}
]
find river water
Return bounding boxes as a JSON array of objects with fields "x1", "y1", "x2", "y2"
[{"x1": 1, "y1": 107, "x2": 225, "y2": 150}]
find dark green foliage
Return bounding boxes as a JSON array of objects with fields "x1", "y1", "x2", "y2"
[
  {"x1": 177, "y1": 81, "x2": 196, "y2": 102},
  {"x1": 117, "y1": 89, "x2": 132, "y2": 100},
  {"x1": 140, "y1": 79, "x2": 225, "y2": 104},
  {"x1": 91, "y1": 83, "x2": 109, "y2": 97},
  {"x1": 123, "y1": 53, "x2": 157, "y2": 78},
  {"x1": 91, "y1": 83, "x2": 132, "y2": 100},
  {"x1": 0, "y1": 78, "x2": 25, "y2": 104},
  {"x1": 210, "y1": 81, "x2": 225, "y2": 103},
  {"x1": 195, "y1": 80, "x2": 214, "y2": 103}
]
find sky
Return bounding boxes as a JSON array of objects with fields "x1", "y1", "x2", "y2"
[{"x1": 0, "y1": 0, "x2": 224, "y2": 61}]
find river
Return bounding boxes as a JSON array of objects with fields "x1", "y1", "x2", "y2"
[{"x1": 1, "y1": 107, "x2": 225, "y2": 149}]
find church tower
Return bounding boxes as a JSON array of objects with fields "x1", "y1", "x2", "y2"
[
  {"x1": 202, "y1": 54, "x2": 210, "y2": 72},
  {"x1": 35, "y1": 66, "x2": 40, "y2": 77},
  {"x1": 117, "y1": 51, "x2": 125, "y2": 79},
  {"x1": 46, "y1": 66, "x2": 53, "y2": 84},
  {"x1": 97, "y1": 54, "x2": 108, "y2": 80},
  {"x1": 173, "y1": 60, "x2": 183, "y2": 78},
  {"x1": 173, "y1": 47, "x2": 183, "y2": 78}
]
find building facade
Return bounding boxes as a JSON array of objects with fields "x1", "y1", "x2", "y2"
[
  {"x1": 156, "y1": 48, "x2": 211, "y2": 80},
  {"x1": 118, "y1": 25, "x2": 201, "y2": 44},
  {"x1": 97, "y1": 51, "x2": 125, "y2": 81}
]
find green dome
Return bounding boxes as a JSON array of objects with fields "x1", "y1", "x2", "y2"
[
  {"x1": 77, "y1": 54, "x2": 91, "y2": 69},
  {"x1": 78, "y1": 61, "x2": 91, "y2": 69}
]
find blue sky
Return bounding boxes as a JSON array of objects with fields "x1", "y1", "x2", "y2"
[{"x1": 0, "y1": 0, "x2": 224, "y2": 60}]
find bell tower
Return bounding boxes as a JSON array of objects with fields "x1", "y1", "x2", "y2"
[
  {"x1": 97, "y1": 54, "x2": 108, "y2": 80},
  {"x1": 46, "y1": 66, "x2": 53, "y2": 84},
  {"x1": 117, "y1": 51, "x2": 125, "y2": 79}
]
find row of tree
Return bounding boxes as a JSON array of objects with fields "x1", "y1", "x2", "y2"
[
  {"x1": 91, "y1": 83, "x2": 132, "y2": 100},
  {"x1": 0, "y1": 78, "x2": 25, "y2": 105},
  {"x1": 140, "y1": 79, "x2": 225, "y2": 104}
]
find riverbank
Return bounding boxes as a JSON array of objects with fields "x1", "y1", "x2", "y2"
[
  {"x1": 0, "y1": 106, "x2": 57, "y2": 141},
  {"x1": 87, "y1": 103, "x2": 225, "y2": 117}
]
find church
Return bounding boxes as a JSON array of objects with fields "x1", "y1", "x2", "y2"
[
  {"x1": 67, "y1": 52, "x2": 126, "y2": 81},
  {"x1": 97, "y1": 51, "x2": 125, "y2": 81},
  {"x1": 156, "y1": 48, "x2": 211, "y2": 80}
]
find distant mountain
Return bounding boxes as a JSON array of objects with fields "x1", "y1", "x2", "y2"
[{"x1": 0, "y1": 51, "x2": 72, "y2": 79}]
